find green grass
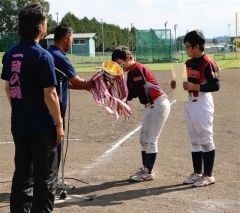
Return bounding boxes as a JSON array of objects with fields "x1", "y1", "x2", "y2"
[
  {"x1": 0, "y1": 52, "x2": 239, "y2": 73},
  {"x1": 144, "y1": 63, "x2": 172, "y2": 71},
  {"x1": 216, "y1": 59, "x2": 240, "y2": 69},
  {"x1": 145, "y1": 58, "x2": 240, "y2": 71},
  {"x1": 70, "y1": 52, "x2": 240, "y2": 72}
]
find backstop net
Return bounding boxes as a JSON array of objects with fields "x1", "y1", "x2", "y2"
[
  {"x1": 136, "y1": 29, "x2": 174, "y2": 63},
  {"x1": 236, "y1": 12, "x2": 240, "y2": 52}
]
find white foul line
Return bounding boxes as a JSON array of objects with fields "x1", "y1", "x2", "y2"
[
  {"x1": 79, "y1": 100, "x2": 177, "y2": 174},
  {"x1": 0, "y1": 126, "x2": 142, "y2": 176},
  {"x1": 105, "y1": 125, "x2": 141, "y2": 154},
  {"x1": 0, "y1": 142, "x2": 13, "y2": 144},
  {"x1": 68, "y1": 125, "x2": 142, "y2": 176},
  {"x1": 0, "y1": 138, "x2": 80, "y2": 145}
]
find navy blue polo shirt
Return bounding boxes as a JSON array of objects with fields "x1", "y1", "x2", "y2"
[
  {"x1": 47, "y1": 45, "x2": 77, "y2": 116},
  {"x1": 1, "y1": 40, "x2": 57, "y2": 136}
]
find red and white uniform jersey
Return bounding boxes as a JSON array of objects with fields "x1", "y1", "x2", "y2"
[
  {"x1": 127, "y1": 63, "x2": 164, "y2": 105},
  {"x1": 186, "y1": 54, "x2": 219, "y2": 96}
]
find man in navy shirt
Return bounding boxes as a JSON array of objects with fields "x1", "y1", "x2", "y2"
[
  {"x1": 47, "y1": 25, "x2": 94, "y2": 189},
  {"x1": 48, "y1": 25, "x2": 94, "y2": 118},
  {"x1": 1, "y1": 3, "x2": 64, "y2": 213}
]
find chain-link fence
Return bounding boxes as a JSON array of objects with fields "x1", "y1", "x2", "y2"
[
  {"x1": 136, "y1": 29, "x2": 174, "y2": 63},
  {"x1": 174, "y1": 37, "x2": 239, "y2": 63},
  {"x1": 67, "y1": 52, "x2": 112, "y2": 72},
  {"x1": 0, "y1": 30, "x2": 239, "y2": 73},
  {"x1": 0, "y1": 32, "x2": 18, "y2": 51}
]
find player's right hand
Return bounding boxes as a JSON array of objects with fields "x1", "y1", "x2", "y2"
[
  {"x1": 85, "y1": 80, "x2": 95, "y2": 91},
  {"x1": 170, "y1": 80, "x2": 176, "y2": 89}
]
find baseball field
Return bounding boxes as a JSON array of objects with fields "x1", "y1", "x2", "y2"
[{"x1": 0, "y1": 69, "x2": 239, "y2": 213}]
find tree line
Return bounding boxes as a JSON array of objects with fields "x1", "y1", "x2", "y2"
[{"x1": 0, "y1": 0, "x2": 136, "y2": 51}]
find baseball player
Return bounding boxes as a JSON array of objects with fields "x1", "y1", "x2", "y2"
[
  {"x1": 112, "y1": 47, "x2": 170, "y2": 182},
  {"x1": 171, "y1": 30, "x2": 220, "y2": 187}
]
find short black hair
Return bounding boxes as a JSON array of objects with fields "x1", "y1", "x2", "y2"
[
  {"x1": 18, "y1": 3, "x2": 46, "y2": 40},
  {"x1": 54, "y1": 25, "x2": 73, "y2": 42},
  {"x1": 112, "y1": 46, "x2": 132, "y2": 61},
  {"x1": 184, "y1": 30, "x2": 205, "y2": 51}
]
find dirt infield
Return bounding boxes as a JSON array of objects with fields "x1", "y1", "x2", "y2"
[{"x1": 0, "y1": 69, "x2": 239, "y2": 213}]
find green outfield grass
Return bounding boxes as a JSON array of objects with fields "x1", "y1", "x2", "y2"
[
  {"x1": 71, "y1": 55, "x2": 240, "y2": 72},
  {"x1": 0, "y1": 52, "x2": 239, "y2": 73},
  {"x1": 216, "y1": 59, "x2": 240, "y2": 69},
  {"x1": 69, "y1": 52, "x2": 240, "y2": 72}
]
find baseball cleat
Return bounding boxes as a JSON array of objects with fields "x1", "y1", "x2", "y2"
[
  {"x1": 129, "y1": 166, "x2": 145, "y2": 179},
  {"x1": 56, "y1": 179, "x2": 75, "y2": 190},
  {"x1": 193, "y1": 175, "x2": 215, "y2": 187},
  {"x1": 130, "y1": 168, "x2": 154, "y2": 182},
  {"x1": 183, "y1": 172, "x2": 202, "y2": 184}
]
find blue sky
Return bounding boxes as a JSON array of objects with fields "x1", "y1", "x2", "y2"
[{"x1": 47, "y1": 0, "x2": 239, "y2": 38}]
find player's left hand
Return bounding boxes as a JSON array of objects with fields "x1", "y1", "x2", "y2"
[{"x1": 183, "y1": 82, "x2": 200, "y2": 91}]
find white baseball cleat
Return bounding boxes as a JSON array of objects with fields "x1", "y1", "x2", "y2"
[
  {"x1": 56, "y1": 180, "x2": 75, "y2": 190},
  {"x1": 129, "y1": 166, "x2": 145, "y2": 179},
  {"x1": 183, "y1": 172, "x2": 202, "y2": 184},
  {"x1": 193, "y1": 175, "x2": 215, "y2": 187},
  {"x1": 130, "y1": 168, "x2": 154, "y2": 182}
]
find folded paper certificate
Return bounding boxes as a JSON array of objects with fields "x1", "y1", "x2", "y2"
[{"x1": 171, "y1": 63, "x2": 188, "y2": 102}]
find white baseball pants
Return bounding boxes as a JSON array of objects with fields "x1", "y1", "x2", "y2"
[
  {"x1": 140, "y1": 96, "x2": 170, "y2": 153},
  {"x1": 184, "y1": 92, "x2": 215, "y2": 152}
]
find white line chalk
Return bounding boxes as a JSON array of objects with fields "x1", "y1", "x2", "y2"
[
  {"x1": 0, "y1": 138, "x2": 80, "y2": 145},
  {"x1": 105, "y1": 125, "x2": 141, "y2": 154},
  {"x1": 67, "y1": 125, "x2": 142, "y2": 176}
]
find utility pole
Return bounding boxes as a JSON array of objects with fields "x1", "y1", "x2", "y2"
[
  {"x1": 236, "y1": 12, "x2": 239, "y2": 58},
  {"x1": 174, "y1": 24, "x2": 178, "y2": 40},
  {"x1": 164, "y1": 21, "x2": 168, "y2": 39},
  {"x1": 130, "y1": 23, "x2": 134, "y2": 51},
  {"x1": 228, "y1": 24, "x2": 231, "y2": 44},
  {"x1": 228, "y1": 24, "x2": 231, "y2": 37},
  {"x1": 127, "y1": 28, "x2": 130, "y2": 48},
  {"x1": 101, "y1": 19, "x2": 104, "y2": 56},
  {"x1": 130, "y1": 23, "x2": 134, "y2": 29},
  {"x1": 164, "y1": 22, "x2": 168, "y2": 30},
  {"x1": 56, "y1": 12, "x2": 59, "y2": 25},
  {"x1": 174, "y1": 24, "x2": 178, "y2": 54}
]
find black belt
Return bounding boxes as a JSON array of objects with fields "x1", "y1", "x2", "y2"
[{"x1": 144, "y1": 103, "x2": 154, "y2": 108}]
